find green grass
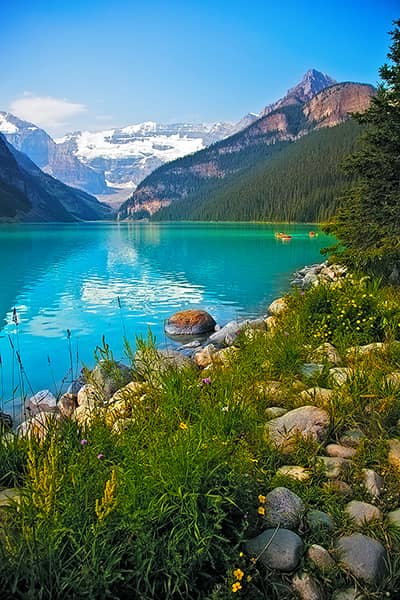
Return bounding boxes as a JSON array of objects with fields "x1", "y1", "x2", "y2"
[{"x1": 0, "y1": 274, "x2": 400, "y2": 598}]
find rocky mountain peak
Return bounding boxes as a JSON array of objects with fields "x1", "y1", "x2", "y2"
[{"x1": 261, "y1": 69, "x2": 337, "y2": 117}]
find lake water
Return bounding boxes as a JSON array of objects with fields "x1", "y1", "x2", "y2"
[{"x1": 0, "y1": 222, "x2": 334, "y2": 414}]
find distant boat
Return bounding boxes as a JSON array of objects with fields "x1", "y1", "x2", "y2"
[
  {"x1": 309, "y1": 230, "x2": 317, "y2": 238},
  {"x1": 275, "y1": 232, "x2": 292, "y2": 240}
]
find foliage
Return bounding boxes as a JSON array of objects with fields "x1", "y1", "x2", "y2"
[
  {"x1": 156, "y1": 120, "x2": 362, "y2": 223},
  {"x1": 325, "y1": 20, "x2": 400, "y2": 281},
  {"x1": 0, "y1": 276, "x2": 400, "y2": 598}
]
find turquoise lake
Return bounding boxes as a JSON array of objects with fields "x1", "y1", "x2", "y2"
[{"x1": 0, "y1": 222, "x2": 334, "y2": 414}]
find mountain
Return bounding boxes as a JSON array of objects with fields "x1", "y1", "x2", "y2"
[
  {"x1": 117, "y1": 77, "x2": 375, "y2": 221},
  {"x1": 260, "y1": 68, "x2": 337, "y2": 116},
  {"x1": 0, "y1": 112, "x2": 107, "y2": 195},
  {"x1": 0, "y1": 134, "x2": 114, "y2": 222},
  {"x1": 56, "y1": 121, "x2": 236, "y2": 196}
]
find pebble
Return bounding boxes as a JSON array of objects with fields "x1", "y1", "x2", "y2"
[{"x1": 345, "y1": 501, "x2": 383, "y2": 525}]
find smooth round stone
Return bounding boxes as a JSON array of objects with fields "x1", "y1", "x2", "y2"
[
  {"x1": 387, "y1": 508, "x2": 400, "y2": 527},
  {"x1": 362, "y1": 469, "x2": 383, "y2": 497},
  {"x1": 300, "y1": 387, "x2": 334, "y2": 405},
  {"x1": 292, "y1": 572, "x2": 325, "y2": 600},
  {"x1": 267, "y1": 297, "x2": 288, "y2": 316},
  {"x1": 165, "y1": 309, "x2": 216, "y2": 336},
  {"x1": 345, "y1": 501, "x2": 383, "y2": 525},
  {"x1": 0, "y1": 488, "x2": 21, "y2": 506},
  {"x1": 326, "y1": 444, "x2": 356, "y2": 459},
  {"x1": 340, "y1": 428, "x2": 365, "y2": 448},
  {"x1": 336, "y1": 533, "x2": 386, "y2": 584},
  {"x1": 319, "y1": 457, "x2": 351, "y2": 479},
  {"x1": 245, "y1": 528, "x2": 304, "y2": 572},
  {"x1": 311, "y1": 342, "x2": 342, "y2": 366},
  {"x1": 264, "y1": 487, "x2": 305, "y2": 529},
  {"x1": 307, "y1": 544, "x2": 335, "y2": 570},
  {"x1": 307, "y1": 509, "x2": 335, "y2": 532},
  {"x1": 265, "y1": 406, "x2": 288, "y2": 419},
  {"x1": 265, "y1": 405, "x2": 330, "y2": 453},
  {"x1": 277, "y1": 466, "x2": 311, "y2": 481}
]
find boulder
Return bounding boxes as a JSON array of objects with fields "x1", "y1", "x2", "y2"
[
  {"x1": 319, "y1": 457, "x2": 351, "y2": 479},
  {"x1": 311, "y1": 343, "x2": 342, "y2": 366},
  {"x1": 307, "y1": 544, "x2": 335, "y2": 570},
  {"x1": 345, "y1": 501, "x2": 383, "y2": 525},
  {"x1": 58, "y1": 393, "x2": 77, "y2": 418},
  {"x1": 340, "y1": 429, "x2": 365, "y2": 448},
  {"x1": 109, "y1": 381, "x2": 146, "y2": 404},
  {"x1": 245, "y1": 528, "x2": 304, "y2": 572},
  {"x1": 77, "y1": 384, "x2": 100, "y2": 409},
  {"x1": 300, "y1": 363, "x2": 324, "y2": 378},
  {"x1": 267, "y1": 297, "x2": 288, "y2": 316},
  {"x1": 332, "y1": 590, "x2": 365, "y2": 600},
  {"x1": 264, "y1": 315, "x2": 278, "y2": 331},
  {"x1": 346, "y1": 342, "x2": 384, "y2": 361},
  {"x1": 89, "y1": 360, "x2": 132, "y2": 400},
  {"x1": 208, "y1": 321, "x2": 242, "y2": 347},
  {"x1": 263, "y1": 487, "x2": 305, "y2": 529},
  {"x1": 165, "y1": 309, "x2": 216, "y2": 336},
  {"x1": 277, "y1": 466, "x2": 311, "y2": 482},
  {"x1": 193, "y1": 344, "x2": 216, "y2": 368},
  {"x1": 387, "y1": 508, "x2": 400, "y2": 528},
  {"x1": 326, "y1": 444, "x2": 356, "y2": 459},
  {"x1": 0, "y1": 488, "x2": 21, "y2": 506},
  {"x1": 329, "y1": 367, "x2": 352, "y2": 386},
  {"x1": 291, "y1": 572, "x2": 325, "y2": 600},
  {"x1": 362, "y1": 469, "x2": 383, "y2": 498},
  {"x1": 306, "y1": 509, "x2": 335, "y2": 532},
  {"x1": 300, "y1": 387, "x2": 334, "y2": 406},
  {"x1": 212, "y1": 346, "x2": 239, "y2": 366},
  {"x1": 17, "y1": 411, "x2": 61, "y2": 440},
  {"x1": 336, "y1": 533, "x2": 386, "y2": 584},
  {"x1": 324, "y1": 480, "x2": 352, "y2": 496},
  {"x1": 265, "y1": 405, "x2": 330, "y2": 453},
  {"x1": 257, "y1": 380, "x2": 287, "y2": 402},
  {"x1": 265, "y1": 407, "x2": 288, "y2": 419},
  {"x1": 135, "y1": 348, "x2": 192, "y2": 380},
  {"x1": 27, "y1": 390, "x2": 57, "y2": 415},
  {"x1": 386, "y1": 371, "x2": 400, "y2": 389}
]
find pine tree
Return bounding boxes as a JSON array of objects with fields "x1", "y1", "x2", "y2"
[{"x1": 325, "y1": 20, "x2": 400, "y2": 281}]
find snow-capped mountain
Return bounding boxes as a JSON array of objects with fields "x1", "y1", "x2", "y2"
[
  {"x1": 0, "y1": 112, "x2": 107, "y2": 194},
  {"x1": 56, "y1": 121, "x2": 235, "y2": 195}
]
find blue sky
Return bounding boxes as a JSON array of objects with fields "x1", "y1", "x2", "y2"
[{"x1": 1, "y1": 0, "x2": 398, "y2": 135}]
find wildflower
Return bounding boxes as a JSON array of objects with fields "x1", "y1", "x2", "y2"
[
  {"x1": 231, "y1": 581, "x2": 242, "y2": 593},
  {"x1": 233, "y1": 569, "x2": 244, "y2": 581},
  {"x1": 257, "y1": 506, "x2": 265, "y2": 516},
  {"x1": 80, "y1": 439, "x2": 88, "y2": 446},
  {"x1": 201, "y1": 377, "x2": 211, "y2": 385},
  {"x1": 222, "y1": 405, "x2": 229, "y2": 412},
  {"x1": 179, "y1": 422, "x2": 188, "y2": 430},
  {"x1": 239, "y1": 551, "x2": 244, "y2": 557},
  {"x1": 97, "y1": 453, "x2": 104, "y2": 460},
  {"x1": 258, "y1": 494, "x2": 266, "y2": 504},
  {"x1": 246, "y1": 575, "x2": 252, "y2": 582}
]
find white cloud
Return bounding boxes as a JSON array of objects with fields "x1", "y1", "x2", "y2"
[{"x1": 9, "y1": 93, "x2": 87, "y2": 129}]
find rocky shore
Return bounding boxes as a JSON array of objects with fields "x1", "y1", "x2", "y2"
[{"x1": 1, "y1": 260, "x2": 400, "y2": 599}]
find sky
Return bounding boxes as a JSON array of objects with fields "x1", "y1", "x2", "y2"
[{"x1": 1, "y1": 0, "x2": 399, "y2": 136}]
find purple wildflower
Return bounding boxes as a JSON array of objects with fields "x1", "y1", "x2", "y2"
[
  {"x1": 80, "y1": 439, "x2": 88, "y2": 446},
  {"x1": 97, "y1": 453, "x2": 104, "y2": 460},
  {"x1": 201, "y1": 377, "x2": 211, "y2": 385}
]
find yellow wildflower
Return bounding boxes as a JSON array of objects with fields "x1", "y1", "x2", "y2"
[
  {"x1": 257, "y1": 506, "x2": 265, "y2": 516},
  {"x1": 246, "y1": 575, "x2": 252, "y2": 582},
  {"x1": 233, "y1": 568, "x2": 244, "y2": 581},
  {"x1": 232, "y1": 582, "x2": 242, "y2": 593},
  {"x1": 179, "y1": 422, "x2": 188, "y2": 430},
  {"x1": 258, "y1": 494, "x2": 266, "y2": 504}
]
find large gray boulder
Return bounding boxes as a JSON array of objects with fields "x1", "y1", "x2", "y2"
[
  {"x1": 90, "y1": 360, "x2": 132, "y2": 400},
  {"x1": 265, "y1": 405, "x2": 330, "y2": 453},
  {"x1": 245, "y1": 528, "x2": 304, "y2": 572},
  {"x1": 263, "y1": 487, "x2": 305, "y2": 529},
  {"x1": 337, "y1": 533, "x2": 386, "y2": 584}
]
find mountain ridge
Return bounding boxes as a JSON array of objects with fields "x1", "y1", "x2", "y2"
[{"x1": 117, "y1": 75, "x2": 375, "y2": 221}]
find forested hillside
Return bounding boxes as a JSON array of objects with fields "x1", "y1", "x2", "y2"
[{"x1": 154, "y1": 119, "x2": 363, "y2": 222}]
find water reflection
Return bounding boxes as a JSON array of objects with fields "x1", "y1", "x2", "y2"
[{"x1": 0, "y1": 222, "x2": 333, "y2": 404}]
